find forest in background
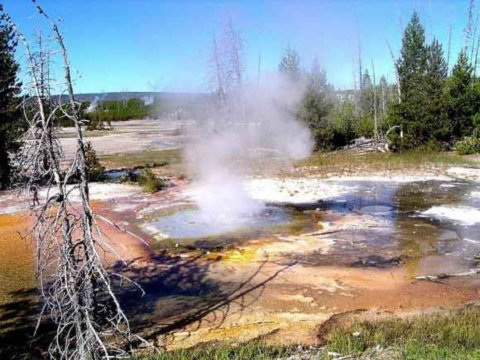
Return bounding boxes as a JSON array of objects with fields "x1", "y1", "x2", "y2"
[
  {"x1": 79, "y1": 9, "x2": 480, "y2": 157},
  {"x1": 1, "y1": 6, "x2": 480, "y2": 188}
]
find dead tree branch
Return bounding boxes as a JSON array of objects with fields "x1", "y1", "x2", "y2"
[{"x1": 3, "y1": 1, "x2": 151, "y2": 358}]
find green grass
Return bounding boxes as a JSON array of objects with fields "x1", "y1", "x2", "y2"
[
  {"x1": 325, "y1": 306, "x2": 480, "y2": 359},
  {"x1": 297, "y1": 150, "x2": 475, "y2": 176},
  {"x1": 135, "y1": 307, "x2": 480, "y2": 359},
  {"x1": 137, "y1": 168, "x2": 166, "y2": 193},
  {"x1": 132, "y1": 341, "x2": 295, "y2": 360},
  {"x1": 100, "y1": 148, "x2": 475, "y2": 178},
  {"x1": 100, "y1": 148, "x2": 182, "y2": 169}
]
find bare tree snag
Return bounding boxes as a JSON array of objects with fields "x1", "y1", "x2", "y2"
[
  {"x1": 386, "y1": 39, "x2": 401, "y2": 103},
  {"x1": 3, "y1": 1, "x2": 149, "y2": 358},
  {"x1": 371, "y1": 59, "x2": 378, "y2": 151}
]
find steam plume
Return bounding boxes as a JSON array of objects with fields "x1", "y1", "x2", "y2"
[{"x1": 185, "y1": 73, "x2": 313, "y2": 227}]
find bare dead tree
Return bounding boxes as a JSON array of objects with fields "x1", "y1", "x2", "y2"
[
  {"x1": 464, "y1": 0, "x2": 480, "y2": 74},
  {"x1": 474, "y1": 33, "x2": 480, "y2": 76},
  {"x1": 222, "y1": 17, "x2": 244, "y2": 92},
  {"x1": 4, "y1": 2, "x2": 147, "y2": 358},
  {"x1": 470, "y1": 13, "x2": 479, "y2": 63},
  {"x1": 209, "y1": 33, "x2": 226, "y2": 105},
  {"x1": 446, "y1": 24, "x2": 452, "y2": 72},
  {"x1": 351, "y1": 56, "x2": 359, "y2": 115},
  {"x1": 371, "y1": 59, "x2": 378, "y2": 151},
  {"x1": 207, "y1": 18, "x2": 245, "y2": 123},
  {"x1": 380, "y1": 78, "x2": 386, "y2": 117},
  {"x1": 386, "y1": 39, "x2": 401, "y2": 103},
  {"x1": 464, "y1": 0, "x2": 476, "y2": 52},
  {"x1": 357, "y1": 32, "x2": 363, "y2": 117}
]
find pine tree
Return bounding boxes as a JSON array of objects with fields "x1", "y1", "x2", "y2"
[
  {"x1": 445, "y1": 50, "x2": 479, "y2": 139},
  {"x1": 279, "y1": 46, "x2": 301, "y2": 82},
  {"x1": 297, "y1": 60, "x2": 334, "y2": 149},
  {"x1": 360, "y1": 69, "x2": 374, "y2": 117},
  {"x1": 427, "y1": 39, "x2": 448, "y2": 82},
  {"x1": 397, "y1": 12, "x2": 428, "y2": 97},
  {"x1": 426, "y1": 38, "x2": 448, "y2": 143},
  {"x1": 0, "y1": 10, "x2": 21, "y2": 189},
  {"x1": 309, "y1": 57, "x2": 329, "y2": 94},
  {"x1": 392, "y1": 11, "x2": 430, "y2": 148}
]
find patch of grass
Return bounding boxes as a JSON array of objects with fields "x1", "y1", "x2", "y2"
[
  {"x1": 325, "y1": 306, "x2": 480, "y2": 358},
  {"x1": 298, "y1": 150, "x2": 474, "y2": 176},
  {"x1": 100, "y1": 149, "x2": 181, "y2": 170},
  {"x1": 133, "y1": 341, "x2": 295, "y2": 360},
  {"x1": 455, "y1": 136, "x2": 480, "y2": 155},
  {"x1": 137, "y1": 169, "x2": 166, "y2": 193}
]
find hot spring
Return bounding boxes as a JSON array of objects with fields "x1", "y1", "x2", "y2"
[{"x1": 142, "y1": 204, "x2": 294, "y2": 244}]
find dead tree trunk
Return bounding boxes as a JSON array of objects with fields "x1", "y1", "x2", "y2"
[
  {"x1": 4, "y1": 2, "x2": 148, "y2": 358},
  {"x1": 371, "y1": 59, "x2": 378, "y2": 151},
  {"x1": 386, "y1": 39, "x2": 401, "y2": 103}
]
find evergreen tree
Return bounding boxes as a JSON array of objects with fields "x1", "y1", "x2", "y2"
[
  {"x1": 426, "y1": 38, "x2": 448, "y2": 143},
  {"x1": 279, "y1": 46, "x2": 301, "y2": 82},
  {"x1": 427, "y1": 39, "x2": 448, "y2": 82},
  {"x1": 334, "y1": 101, "x2": 357, "y2": 144},
  {"x1": 397, "y1": 12, "x2": 428, "y2": 97},
  {"x1": 309, "y1": 57, "x2": 329, "y2": 94},
  {"x1": 297, "y1": 61, "x2": 334, "y2": 149},
  {"x1": 360, "y1": 69, "x2": 374, "y2": 117},
  {"x1": 445, "y1": 50, "x2": 479, "y2": 139},
  {"x1": 392, "y1": 11, "x2": 430, "y2": 148},
  {"x1": 0, "y1": 10, "x2": 21, "y2": 189}
]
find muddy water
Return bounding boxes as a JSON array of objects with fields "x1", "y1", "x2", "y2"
[
  {"x1": 145, "y1": 206, "x2": 289, "y2": 240},
  {"x1": 2, "y1": 179, "x2": 478, "y2": 302},
  {"x1": 292, "y1": 179, "x2": 480, "y2": 275},
  {"x1": 141, "y1": 179, "x2": 480, "y2": 276}
]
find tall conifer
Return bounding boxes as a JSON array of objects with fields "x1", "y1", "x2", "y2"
[{"x1": 0, "y1": 8, "x2": 21, "y2": 188}]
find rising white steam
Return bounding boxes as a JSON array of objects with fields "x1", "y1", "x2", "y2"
[
  {"x1": 185, "y1": 73, "x2": 313, "y2": 227},
  {"x1": 86, "y1": 96, "x2": 100, "y2": 113}
]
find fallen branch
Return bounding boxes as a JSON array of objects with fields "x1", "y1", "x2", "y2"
[
  {"x1": 96, "y1": 214, "x2": 150, "y2": 247},
  {"x1": 415, "y1": 268, "x2": 480, "y2": 281}
]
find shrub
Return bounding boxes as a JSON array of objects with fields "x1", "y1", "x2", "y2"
[
  {"x1": 454, "y1": 135, "x2": 480, "y2": 155},
  {"x1": 357, "y1": 115, "x2": 375, "y2": 138},
  {"x1": 137, "y1": 168, "x2": 165, "y2": 193},
  {"x1": 85, "y1": 142, "x2": 105, "y2": 181}
]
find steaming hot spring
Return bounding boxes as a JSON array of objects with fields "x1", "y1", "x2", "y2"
[
  {"x1": 139, "y1": 178, "x2": 353, "y2": 244},
  {"x1": 141, "y1": 179, "x2": 300, "y2": 242},
  {"x1": 143, "y1": 205, "x2": 290, "y2": 241},
  {"x1": 139, "y1": 76, "x2": 319, "y2": 244}
]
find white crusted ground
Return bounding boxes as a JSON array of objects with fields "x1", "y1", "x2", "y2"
[{"x1": 419, "y1": 205, "x2": 480, "y2": 226}]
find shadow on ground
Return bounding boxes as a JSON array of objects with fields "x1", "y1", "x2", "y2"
[
  {"x1": 113, "y1": 252, "x2": 294, "y2": 345},
  {"x1": 0, "y1": 288, "x2": 53, "y2": 359},
  {"x1": 0, "y1": 252, "x2": 293, "y2": 357}
]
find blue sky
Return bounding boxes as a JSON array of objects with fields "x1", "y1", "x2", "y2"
[{"x1": 2, "y1": 0, "x2": 473, "y2": 93}]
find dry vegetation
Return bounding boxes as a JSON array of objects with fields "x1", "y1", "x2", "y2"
[
  {"x1": 100, "y1": 149, "x2": 182, "y2": 170},
  {"x1": 296, "y1": 150, "x2": 475, "y2": 177},
  {"x1": 99, "y1": 148, "x2": 476, "y2": 180}
]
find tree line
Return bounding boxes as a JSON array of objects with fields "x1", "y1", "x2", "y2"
[
  {"x1": 2, "y1": 10, "x2": 480, "y2": 189},
  {"x1": 282, "y1": 11, "x2": 480, "y2": 153},
  {"x1": 82, "y1": 98, "x2": 152, "y2": 129}
]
